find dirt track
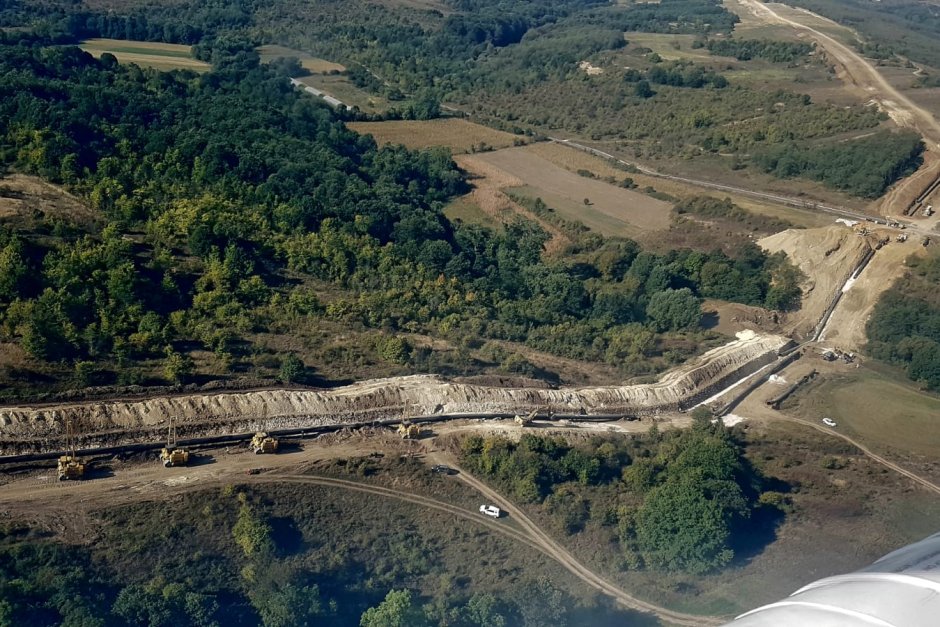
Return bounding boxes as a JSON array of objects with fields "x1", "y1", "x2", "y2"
[
  {"x1": 736, "y1": 0, "x2": 940, "y2": 147},
  {"x1": 0, "y1": 431, "x2": 723, "y2": 627}
]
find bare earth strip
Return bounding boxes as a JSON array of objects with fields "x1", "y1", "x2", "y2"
[
  {"x1": 475, "y1": 147, "x2": 673, "y2": 235},
  {"x1": 0, "y1": 332, "x2": 789, "y2": 447}
]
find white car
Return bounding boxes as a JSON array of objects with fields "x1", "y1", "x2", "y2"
[
  {"x1": 822, "y1": 417, "x2": 837, "y2": 427},
  {"x1": 479, "y1": 504, "x2": 501, "y2": 518}
]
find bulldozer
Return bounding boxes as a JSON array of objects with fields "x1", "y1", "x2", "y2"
[
  {"x1": 397, "y1": 423, "x2": 425, "y2": 439},
  {"x1": 57, "y1": 419, "x2": 85, "y2": 481},
  {"x1": 250, "y1": 431, "x2": 279, "y2": 454},
  {"x1": 160, "y1": 420, "x2": 190, "y2": 467}
]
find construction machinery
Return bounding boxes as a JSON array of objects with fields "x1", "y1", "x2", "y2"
[
  {"x1": 56, "y1": 418, "x2": 85, "y2": 481},
  {"x1": 397, "y1": 423, "x2": 425, "y2": 439},
  {"x1": 250, "y1": 431, "x2": 279, "y2": 454},
  {"x1": 514, "y1": 408, "x2": 538, "y2": 426},
  {"x1": 160, "y1": 419, "x2": 190, "y2": 467}
]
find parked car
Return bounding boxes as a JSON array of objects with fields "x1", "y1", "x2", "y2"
[
  {"x1": 431, "y1": 464, "x2": 457, "y2": 475},
  {"x1": 479, "y1": 504, "x2": 501, "y2": 518},
  {"x1": 822, "y1": 417, "x2": 837, "y2": 427}
]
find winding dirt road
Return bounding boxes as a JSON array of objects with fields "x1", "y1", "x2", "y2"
[
  {"x1": 736, "y1": 0, "x2": 940, "y2": 147},
  {"x1": 430, "y1": 452, "x2": 725, "y2": 626}
]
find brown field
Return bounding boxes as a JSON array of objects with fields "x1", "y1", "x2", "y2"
[
  {"x1": 452, "y1": 154, "x2": 571, "y2": 254},
  {"x1": 256, "y1": 44, "x2": 346, "y2": 73},
  {"x1": 624, "y1": 32, "x2": 724, "y2": 62},
  {"x1": 524, "y1": 142, "x2": 832, "y2": 229},
  {"x1": 475, "y1": 147, "x2": 673, "y2": 237},
  {"x1": 79, "y1": 38, "x2": 210, "y2": 72},
  {"x1": 348, "y1": 119, "x2": 527, "y2": 153}
]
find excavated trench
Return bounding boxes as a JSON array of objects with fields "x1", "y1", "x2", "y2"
[{"x1": 0, "y1": 332, "x2": 791, "y2": 453}]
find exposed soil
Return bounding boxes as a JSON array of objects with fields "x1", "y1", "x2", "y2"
[
  {"x1": 0, "y1": 332, "x2": 790, "y2": 450},
  {"x1": 759, "y1": 226, "x2": 872, "y2": 341}
]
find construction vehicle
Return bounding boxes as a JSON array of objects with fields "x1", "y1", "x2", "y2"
[
  {"x1": 397, "y1": 422, "x2": 425, "y2": 439},
  {"x1": 250, "y1": 431, "x2": 279, "y2": 454},
  {"x1": 159, "y1": 419, "x2": 190, "y2": 467},
  {"x1": 514, "y1": 408, "x2": 538, "y2": 426},
  {"x1": 56, "y1": 419, "x2": 85, "y2": 481}
]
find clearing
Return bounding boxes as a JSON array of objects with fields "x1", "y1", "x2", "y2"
[
  {"x1": 474, "y1": 147, "x2": 673, "y2": 237},
  {"x1": 624, "y1": 32, "x2": 720, "y2": 62},
  {"x1": 79, "y1": 38, "x2": 210, "y2": 72},
  {"x1": 524, "y1": 141, "x2": 832, "y2": 229},
  {"x1": 348, "y1": 119, "x2": 527, "y2": 153},
  {"x1": 256, "y1": 44, "x2": 345, "y2": 73}
]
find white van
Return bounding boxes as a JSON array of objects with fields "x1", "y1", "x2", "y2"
[{"x1": 479, "y1": 504, "x2": 501, "y2": 518}]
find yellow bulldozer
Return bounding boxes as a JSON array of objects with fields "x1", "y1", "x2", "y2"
[
  {"x1": 57, "y1": 419, "x2": 85, "y2": 481},
  {"x1": 397, "y1": 423, "x2": 425, "y2": 439},
  {"x1": 250, "y1": 431, "x2": 279, "y2": 454},
  {"x1": 160, "y1": 420, "x2": 190, "y2": 467}
]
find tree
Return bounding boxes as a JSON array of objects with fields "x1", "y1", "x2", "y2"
[
  {"x1": 163, "y1": 348, "x2": 195, "y2": 384},
  {"x1": 360, "y1": 589, "x2": 427, "y2": 627},
  {"x1": 645, "y1": 288, "x2": 701, "y2": 332},
  {"x1": 634, "y1": 79, "x2": 654, "y2": 99},
  {"x1": 278, "y1": 353, "x2": 305, "y2": 384}
]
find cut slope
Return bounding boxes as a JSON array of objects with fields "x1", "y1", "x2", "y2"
[{"x1": 0, "y1": 333, "x2": 790, "y2": 448}]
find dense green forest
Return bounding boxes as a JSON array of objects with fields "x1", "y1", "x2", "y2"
[
  {"x1": 461, "y1": 414, "x2": 788, "y2": 574},
  {"x1": 752, "y1": 130, "x2": 924, "y2": 198},
  {"x1": 866, "y1": 253, "x2": 940, "y2": 391},
  {"x1": 0, "y1": 477, "x2": 648, "y2": 626},
  {"x1": 0, "y1": 32, "x2": 805, "y2": 393}
]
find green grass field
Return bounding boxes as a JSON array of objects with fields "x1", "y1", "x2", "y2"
[
  {"x1": 789, "y1": 365, "x2": 940, "y2": 460},
  {"x1": 80, "y1": 38, "x2": 210, "y2": 72}
]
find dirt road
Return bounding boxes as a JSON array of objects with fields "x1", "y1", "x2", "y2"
[
  {"x1": 430, "y1": 451, "x2": 723, "y2": 626},
  {"x1": 0, "y1": 432, "x2": 725, "y2": 627},
  {"x1": 735, "y1": 0, "x2": 940, "y2": 147}
]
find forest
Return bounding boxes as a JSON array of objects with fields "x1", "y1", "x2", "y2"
[
  {"x1": 752, "y1": 131, "x2": 924, "y2": 198},
  {"x1": 866, "y1": 253, "x2": 940, "y2": 391},
  {"x1": 705, "y1": 38, "x2": 814, "y2": 63},
  {"x1": 460, "y1": 414, "x2": 788, "y2": 574},
  {"x1": 0, "y1": 32, "x2": 805, "y2": 392}
]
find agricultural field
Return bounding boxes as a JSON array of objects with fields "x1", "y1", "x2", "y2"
[
  {"x1": 79, "y1": 38, "x2": 209, "y2": 72},
  {"x1": 348, "y1": 119, "x2": 528, "y2": 153},
  {"x1": 623, "y1": 32, "x2": 722, "y2": 62},
  {"x1": 523, "y1": 142, "x2": 833, "y2": 229},
  {"x1": 296, "y1": 74, "x2": 388, "y2": 113},
  {"x1": 475, "y1": 147, "x2": 674, "y2": 238},
  {"x1": 257, "y1": 44, "x2": 346, "y2": 73}
]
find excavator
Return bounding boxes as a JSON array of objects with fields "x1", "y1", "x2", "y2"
[
  {"x1": 514, "y1": 408, "x2": 539, "y2": 427},
  {"x1": 159, "y1": 419, "x2": 190, "y2": 467},
  {"x1": 250, "y1": 431, "x2": 278, "y2": 454},
  {"x1": 56, "y1": 418, "x2": 85, "y2": 481}
]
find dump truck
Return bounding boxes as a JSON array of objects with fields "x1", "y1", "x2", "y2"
[
  {"x1": 397, "y1": 423, "x2": 425, "y2": 439},
  {"x1": 250, "y1": 431, "x2": 279, "y2": 454},
  {"x1": 57, "y1": 419, "x2": 85, "y2": 480}
]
